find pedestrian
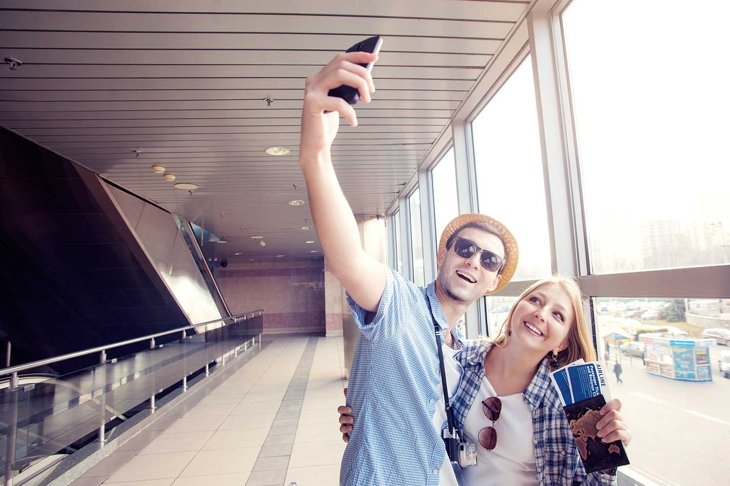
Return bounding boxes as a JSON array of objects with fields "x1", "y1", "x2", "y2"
[
  {"x1": 613, "y1": 360, "x2": 623, "y2": 384},
  {"x1": 300, "y1": 51, "x2": 518, "y2": 485}
]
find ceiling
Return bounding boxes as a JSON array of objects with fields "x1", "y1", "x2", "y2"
[{"x1": 0, "y1": 0, "x2": 533, "y2": 262}]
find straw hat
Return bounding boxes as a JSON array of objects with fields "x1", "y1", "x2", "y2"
[{"x1": 437, "y1": 213, "x2": 518, "y2": 294}]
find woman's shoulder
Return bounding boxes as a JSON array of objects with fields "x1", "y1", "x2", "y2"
[{"x1": 455, "y1": 339, "x2": 492, "y2": 367}]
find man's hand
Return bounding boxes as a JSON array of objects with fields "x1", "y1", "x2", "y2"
[{"x1": 300, "y1": 52, "x2": 377, "y2": 157}]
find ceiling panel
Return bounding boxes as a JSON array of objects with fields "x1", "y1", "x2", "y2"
[{"x1": 0, "y1": 0, "x2": 533, "y2": 262}]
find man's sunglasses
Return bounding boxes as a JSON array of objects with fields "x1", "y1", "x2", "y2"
[
  {"x1": 451, "y1": 237, "x2": 505, "y2": 273},
  {"x1": 479, "y1": 396, "x2": 502, "y2": 451}
]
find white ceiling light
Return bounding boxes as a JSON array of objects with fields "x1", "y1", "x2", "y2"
[
  {"x1": 151, "y1": 164, "x2": 166, "y2": 174},
  {"x1": 250, "y1": 235, "x2": 263, "y2": 239},
  {"x1": 301, "y1": 226, "x2": 311, "y2": 231},
  {"x1": 163, "y1": 173, "x2": 176, "y2": 182},
  {"x1": 258, "y1": 240, "x2": 266, "y2": 247},
  {"x1": 265, "y1": 146, "x2": 290, "y2": 156},
  {"x1": 305, "y1": 240, "x2": 315, "y2": 244},
  {"x1": 276, "y1": 254, "x2": 284, "y2": 258},
  {"x1": 288, "y1": 199, "x2": 305, "y2": 206},
  {"x1": 174, "y1": 182, "x2": 199, "y2": 190}
]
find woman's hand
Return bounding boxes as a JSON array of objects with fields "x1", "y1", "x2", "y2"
[
  {"x1": 338, "y1": 387, "x2": 354, "y2": 442},
  {"x1": 338, "y1": 405, "x2": 354, "y2": 442},
  {"x1": 596, "y1": 398, "x2": 631, "y2": 446}
]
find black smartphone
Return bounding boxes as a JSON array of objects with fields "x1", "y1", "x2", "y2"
[{"x1": 328, "y1": 35, "x2": 383, "y2": 105}]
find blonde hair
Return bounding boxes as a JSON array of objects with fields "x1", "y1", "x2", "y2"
[{"x1": 492, "y1": 276, "x2": 597, "y2": 368}]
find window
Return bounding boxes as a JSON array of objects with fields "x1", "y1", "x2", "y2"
[
  {"x1": 472, "y1": 56, "x2": 552, "y2": 280},
  {"x1": 563, "y1": 0, "x2": 730, "y2": 274},
  {"x1": 561, "y1": 1, "x2": 730, "y2": 484},
  {"x1": 591, "y1": 296, "x2": 729, "y2": 485},
  {"x1": 392, "y1": 210, "x2": 403, "y2": 274},
  {"x1": 431, "y1": 148, "x2": 459, "y2": 248},
  {"x1": 484, "y1": 296, "x2": 517, "y2": 339},
  {"x1": 409, "y1": 188, "x2": 425, "y2": 286}
]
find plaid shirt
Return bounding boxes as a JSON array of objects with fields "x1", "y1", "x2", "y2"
[{"x1": 452, "y1": 341, "x2": 616, "y2": 486}]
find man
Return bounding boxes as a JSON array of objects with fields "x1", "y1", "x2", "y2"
[
  {"x1": 300, "y1": 52, "x2": 518, "y2": 485},
  {"x1": 613, "y1": 360, "x2": 623, "y2": 384}
]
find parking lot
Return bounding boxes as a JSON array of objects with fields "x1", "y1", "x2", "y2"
[{"x1": 606, "y1": 345, "x2": 730, "y2": 485}]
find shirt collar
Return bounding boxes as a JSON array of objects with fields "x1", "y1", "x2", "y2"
[
  {"x1": 425, "y1": 282, "x2": 448, "y2": 332},
  {"x1": 459, "y1": 341, "x2": 557, "y2": 411},
  {"x1": 523, "y1": 358, "x2": 554, "y2": 410}
]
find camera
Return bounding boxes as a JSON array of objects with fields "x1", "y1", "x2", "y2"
[{"x1": 443, "y1": 429, "x2": 477, "y2": 468}]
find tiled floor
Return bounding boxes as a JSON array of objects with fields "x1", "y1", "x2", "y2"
[{"x1": 70, "y1": 335, "x2": 347, "y2": 486}]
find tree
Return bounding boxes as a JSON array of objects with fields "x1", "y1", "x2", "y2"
[{"x1": 663, "y1": 299, "x2": 686, "y2": 322}]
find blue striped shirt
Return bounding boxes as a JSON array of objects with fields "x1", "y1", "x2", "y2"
[
  {"x1": 340, "y1": 267, "x2": 463, "y2": 486},
  {"x1": 452, "y1": 341, "x2": 617, "y2": 486}
]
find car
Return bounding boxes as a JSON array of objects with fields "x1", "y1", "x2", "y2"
[
  {"x1": 719, "y1": 351, "x2": 730, "y2": 379},
  {"x1": 640, "y1": 310, "x2": 661, "y2": 320},
  {"x1": 701, "y1": 328, "x2": 730, "y2": 346},
  {"x1": 620, "y1": 341, "x2": 646, "y2": 357},
  {"x1": 491, "y1": 304, "x2": 511, "y2": 313}
]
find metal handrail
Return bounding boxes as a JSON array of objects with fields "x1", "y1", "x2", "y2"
[{"x1": 0, "y1": 310, "x2": 263, "y2": 377}]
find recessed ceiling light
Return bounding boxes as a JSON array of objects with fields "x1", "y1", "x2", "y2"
[
  {"x1": 310, "y1": 250, "x2": 318, "y2": 253},
  {"x1": 250, "y1": 235, "x2": 264, "y2": 239},
  {"x1": 276, "y1": 254, "x2": 284, "y2": 258},
  {"x1": 301, "y1": 226, "x2": 311, "y2": 231},
  {"x1": 163, "y1": 173, "x2": 176, "y2": 182},
  {"x1": 288, "y1": 199, "x2": 305, "y2": 206},
  {"x1": 174, "y1": 182, "x2": 199, "y2": 190},
  {"x1": 259, "y1": 241, "x2": 266, "y2": 247},
  {"x1": 151, "y1": 164, "x2": 166, "y2": 174},
  {"x1": 265, "y1": 146, "x2": 290, "y2": 156},
  {"x1": 305, "y1": 240, "x2": 315, "y2": 244},
  {"x1": 234, "y1": 252, "x2": 242, "y2": 256}
]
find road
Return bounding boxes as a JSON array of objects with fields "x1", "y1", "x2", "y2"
[{"x1": 605, "y1": 345, "x2": 730, "y2": 485}]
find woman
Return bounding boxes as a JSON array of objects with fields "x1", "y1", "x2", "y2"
[{"x1": 452, "y1": 277, "x2": 630, "y2": 485}]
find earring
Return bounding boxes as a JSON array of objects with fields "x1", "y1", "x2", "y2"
[{"x1": 549, "y1": 351, "x2": 560, "y2": 368}]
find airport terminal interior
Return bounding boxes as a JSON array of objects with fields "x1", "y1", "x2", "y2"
[{"x1": 0, "y1": 1, "x2": 728, "y2": 485}]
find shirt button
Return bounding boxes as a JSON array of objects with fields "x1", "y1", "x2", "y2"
[
  {"x1": 429, "y1": 398, "x2": 435, "y2": 404},
  {"x1": 533, "y1": 438, "x2": 538, "y2": 445},
  {"x1": 432, "y1": 468, "x2": 439, "y2": 475}
]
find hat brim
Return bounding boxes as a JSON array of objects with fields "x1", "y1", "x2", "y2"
[{"x1": 438, "y1": 213, "x2": 518, "y2": 295}]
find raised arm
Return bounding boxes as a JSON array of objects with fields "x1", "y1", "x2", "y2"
[{"x1": 299, "y1": 52, "x2": 387, "y2": 312}]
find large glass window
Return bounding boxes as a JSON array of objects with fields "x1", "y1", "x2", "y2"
[
  {"x1": 431, "y1": 148, "x2": 459, "y2": 248},
  {"x1": 592, "y1": 296, "x2": 730, "y2": 485},
  {"x1": 392, "y1": 210, "x2": 403, "y2": 274},
  {"x1": 563, "y1": 0, "x2": 730, "y2": 274},
  {"x1": 472, "y1": 56, "x2": 552, "y2": 280},
  {"x1": 409, "y1": 188, "x2": 425, "y2": 286}
]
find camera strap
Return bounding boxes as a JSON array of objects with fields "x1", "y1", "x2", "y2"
[{"x1": 425, "y1": 295, "x2": 456, "y2": 436}]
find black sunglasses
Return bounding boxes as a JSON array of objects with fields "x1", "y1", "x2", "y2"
[
  {"x1": 479, "y1": 396, "x2": 502, "y2": 451},
  {"x1": 452, "y1": 236, "x2": 505, "y2": 273}
]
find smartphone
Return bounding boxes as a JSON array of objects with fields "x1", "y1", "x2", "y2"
[{"x1": 328, "y1": 35, "x2": 383, "y2": 105}]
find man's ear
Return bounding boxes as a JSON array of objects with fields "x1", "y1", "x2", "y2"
[
  {"x1": 486, "y1": 273, "x2": 501, "y2": 292},
  {"x1": 437, "y1": 246, "x2": 447, "y2": 270}
]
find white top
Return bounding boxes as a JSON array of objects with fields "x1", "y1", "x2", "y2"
[
  {"x1": 459, "y1": 375, "x2": 537, "y2": 486},
  {"x1": 432, "y1": 340, "x2": 461, "y2": 486}
]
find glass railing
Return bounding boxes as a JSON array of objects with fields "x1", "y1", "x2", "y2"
[{"x1": 0, "y1": 311, "x2": 263, "y2": 485}]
